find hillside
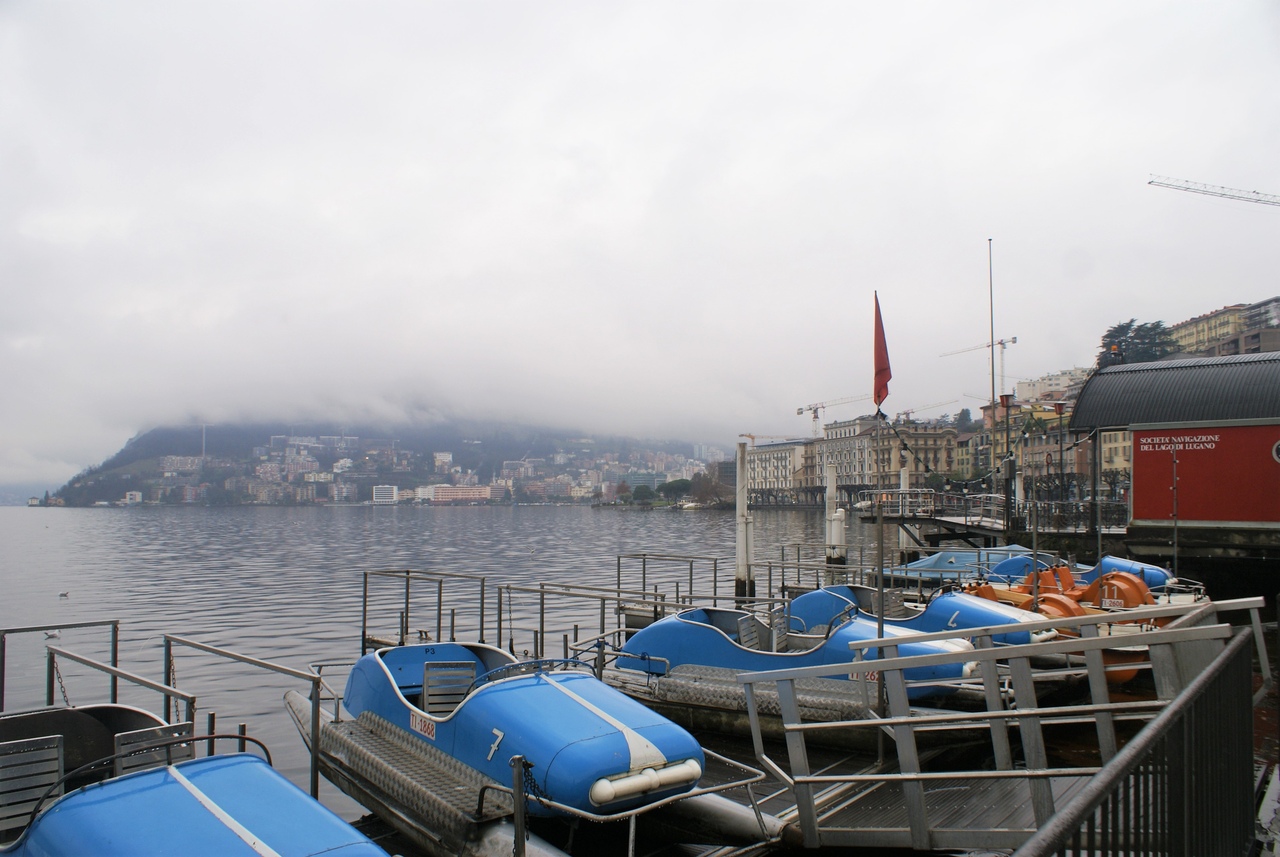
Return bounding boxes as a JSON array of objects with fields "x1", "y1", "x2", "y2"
[{"x1": 55, "y1": 420, "x2": 710, "y2": 507}]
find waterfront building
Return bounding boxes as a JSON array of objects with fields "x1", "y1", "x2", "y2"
[
  {"x1": 859, "y1": 421, "x2": 958, "y2": 490},
  {"x1": 371, "y1": 484, "x2": 398, "y2": 505},
  {"x1": 1098, "y1": 429, "x2": 1131, "y2": 499},
  {"x1": 332, "y1": 481, "x2": 358, "y2": 503},
  {"x1": 1169, "y1": 304, "x2": 1248, "y2": 354},
  {"x1": 1070, "y1": 351, "x2": 1280, "y2": 573},
  {"x1": 415, "y1": 484, "x2": 500, "y2": 503},
  {"x1": 817, "y1": 417, "x2": 877, "y2": 490},
  {"x1": 745, "y1": 440, "x2": 805, "y2": 503},
  {"x1": 1015, "y1": 367, "x2": 1091, "y2": 403}
]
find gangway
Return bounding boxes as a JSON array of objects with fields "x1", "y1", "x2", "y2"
[{"x1": 735, "y1": 597, "x2": 1267, "y2": 851}]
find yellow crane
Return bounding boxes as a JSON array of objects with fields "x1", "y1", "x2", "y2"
[{"x1": 795, "y1": 394, "x2": 873, "y2": 437}]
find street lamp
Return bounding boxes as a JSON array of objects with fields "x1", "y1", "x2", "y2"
[
  {"x1": 999, "y1": 393, "x2": 1014, "y2": 532},
  {"x1": 1053, "y1": 401, "x2": 1066, "y2": 502}
]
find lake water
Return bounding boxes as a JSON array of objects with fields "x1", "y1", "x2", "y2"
[{"x1": 0, "y1": 504, "x2": 875, "y2": 817}]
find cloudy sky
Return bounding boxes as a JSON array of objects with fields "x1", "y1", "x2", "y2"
[{"x1": 3, "y1": 2, "x2": 1278, "y2": 491}]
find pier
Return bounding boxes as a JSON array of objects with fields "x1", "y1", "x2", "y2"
[
  {"x1": 2, "y1": 555, "x2": 1274, "y2": 856},
  {"x1": 349, "y1": 561, "x2": 1273, "y2": 854}
]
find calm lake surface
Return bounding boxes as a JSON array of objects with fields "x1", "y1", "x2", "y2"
[{"x1": 0, "y1": 504, "x2": 878, "y2": 817}]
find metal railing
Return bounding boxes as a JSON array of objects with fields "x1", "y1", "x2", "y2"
[
  {"x1": 860, "y1": 489, "x2": 1131, "y2": 532},
  {"x1": 162, "y1": 635, "x2": 327, "y2": 798},
  {"x1": 731, "y1": 597, "x2": 1265, "y2": 851},
  {"x1": 44, "y1": 645, "x2": 196, "y2": 723},
  {"x1": 1, "y1": 621, "x2": 120, "y2": 712},
  {"x1": 1013, "y1": 628, "x2": 1256, "y2": 856}
]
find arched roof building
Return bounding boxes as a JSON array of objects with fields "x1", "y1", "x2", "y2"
[
  {"x1": 1069, "y1": 353, "x2": 1280, "y2": 430},
  {"x1": 1067, "y1": 352, "x2": 1280, "y2": 580}
]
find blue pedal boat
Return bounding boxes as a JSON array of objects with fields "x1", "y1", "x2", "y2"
[
  {"x1": 0, "y1": 705, "x2": 387, "y2": 857},
  {"x1": 787, "y1": 584, "x2": 1057, "y2": 647},
  {"x1": 342, "y1": 642, "x2": 705, "y2": 816},
  {"x1": 615, "y1": 605, "x2": 976, "y2": 701}
]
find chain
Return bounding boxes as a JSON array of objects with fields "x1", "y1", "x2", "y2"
[
  {"x1": 53, "y1": 657, "x2": 71, "y2": 706},
  {"x1": 521, "y1": 759, "x2": 552, "y2": 808},
  {"x1": 166, "y1": 656, "x2": 195, "y2": 721}
]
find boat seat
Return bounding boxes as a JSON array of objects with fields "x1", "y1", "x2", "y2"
[
  {"x1": 113, "y1": 722, "x2": 194, "y2": 777},
  {"x1": 736, "y1": 615, "x2": 770, "y2": 651},
  {"x1": 851, "y1": 585, "x2": 912, "y2": 619},
  {"x1": 422, "y1": 661, "x2": 476, "y2": 716},
  {"x1": 0, "y1": 734, "x2": 63, "y2": 837}
]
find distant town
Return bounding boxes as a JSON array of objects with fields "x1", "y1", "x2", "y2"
[{"x1": 37, "y1": 298, "x2": 1279, "y2": 509}]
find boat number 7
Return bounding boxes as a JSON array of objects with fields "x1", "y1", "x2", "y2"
[
  {"x1": 947, "y1": 610, "x2": 961, "y2": 629},
  {"x1": 487, "y1": 728, "x2": 505, "y2": 761}
]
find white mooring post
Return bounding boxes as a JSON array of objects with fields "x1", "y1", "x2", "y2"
[
  {"x1": 735, "y1": 442, "x2": 754, "y2": 602},
  {"x1": 825, "y1": 464, "x2": 846, "y2": 582}
]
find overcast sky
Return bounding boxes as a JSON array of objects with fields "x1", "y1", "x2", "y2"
[{"x1": 3, "y1": 2, "x2": 1278, "y2": 490}]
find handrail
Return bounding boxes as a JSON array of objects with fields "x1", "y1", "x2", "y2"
[
  {"x1": 1012, "y1": 629, "x2": 1256, "y2": 855},
  {"x1": 735, "y1": 622, "x2": 1233, "y2": 686},
  {"x1": 45, "y1": 645, "x2": 195, "y2": 721},
  {"x1": 163, "y1": 634, "x2": 324, "y2": 798},
  {"x1": 1, "y1": 620, "x2": 120, "y2": 712}
]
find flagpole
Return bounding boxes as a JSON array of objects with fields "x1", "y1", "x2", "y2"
[{"x1": 872, "y1": 292, "x2": 891, "y2": 765}]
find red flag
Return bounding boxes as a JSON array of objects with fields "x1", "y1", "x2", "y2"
[{"x1": 873, "y1": 292, "x2": 891, "y2": 406}]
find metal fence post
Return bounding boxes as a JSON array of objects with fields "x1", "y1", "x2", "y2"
[
  {"x1": 510, "y1": 756, "x2": 527, "y2": 857},
  {"x1": 110, "y1": 621, "x2": 119, "y2": 703},
  {"x1": 163, "y1": 637, "x2": 172, "y2": 722},
  {"x1": 310, "y1": 675, "x2": 321, "y2": 798}
]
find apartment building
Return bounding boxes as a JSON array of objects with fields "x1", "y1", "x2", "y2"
[
  {"x1": 1170, "y1": 305, "x2": 1248, "y2": 353},
  {"x1": 745, "y1": 441, "x2": 805, "y2": 495}
]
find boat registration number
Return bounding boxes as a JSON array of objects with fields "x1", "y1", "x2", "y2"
[
  {"x1": 1100, "y1": 598, "x2": 1125, "y2": 609},
  {"x1": 410, "y1": 710, "x2": 437, "y2": 740},
  {"x1": 849, "y1": 670, "x2": 879, "y2": 683}
]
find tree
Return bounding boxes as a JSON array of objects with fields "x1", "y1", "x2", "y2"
[
  {"x1": 954, "y1": 408, "x2": 983, "y2": 434},
  {"x1": 689, "y1": 473, "x2": 724, "y2": 503},
  {"x1": 657, "y1": 479, "x2": 691, "y2": 501},
  {"x1": 632, "y1": 485, "x2": 656, "y2": 504},
  {"x1": 1097, "y1": 319, "x2": 1179, "y2": 367}
]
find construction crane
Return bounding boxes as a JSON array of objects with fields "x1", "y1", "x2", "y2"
[
  {"x1": 796, "y1": 394, "x2": 873, "y2": 437},
  {"x1": 895, "y1": 399, "x2": 959, "y2": 423},
  {"x1": 1148, "y1": 175, "x2": 1280, "y2": 207},
  {"x1": 738, "y1": 433, "x2": 790, "y2": 448},
  {"x1": 941, "y1": 337, "x2": 1018, "y2": 397}
]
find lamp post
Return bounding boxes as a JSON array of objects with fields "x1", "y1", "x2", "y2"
[
  {"x1": 999, "y1": 393, "x2": 1014, "y2": 534},
  {"x1": 1053, "y1": 402, "x2": 1066, "y2": 503}
]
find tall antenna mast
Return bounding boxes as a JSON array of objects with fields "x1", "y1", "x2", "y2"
[{"x1": 988, "y1": 239, "x2": 996, "y2": 478}]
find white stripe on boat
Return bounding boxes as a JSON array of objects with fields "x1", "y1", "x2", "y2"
[
  {"x1": 168, "y1": 765, "x2": 284, "y2": 857},
  {"x1": 538, "y1": 674, "x2": 667, "y2": 770}
]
